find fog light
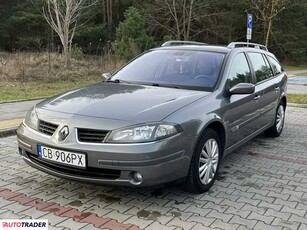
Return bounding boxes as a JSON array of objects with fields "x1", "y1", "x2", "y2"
[
  {"x1": 129, "y1": 171, "x2": 143, "y2": 185},
  {"x1": 134, "y1": 172, "x2": 143, "y2": 182}
]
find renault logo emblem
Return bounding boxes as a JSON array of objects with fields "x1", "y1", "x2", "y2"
[{"x1": 59, "y1": 126, "x2": 69, "y2": 141}]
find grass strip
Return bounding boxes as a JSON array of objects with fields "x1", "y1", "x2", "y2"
[
  {"x1": 287, "y1": 94, "x2": 307, "y2": 104},
  {"x1": 0, "y1": 80, "x2": 100, "y2": 102}
]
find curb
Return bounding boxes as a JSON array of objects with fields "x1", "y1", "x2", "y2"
[
  {"x1": 0, "y1": 128, "x2": 17, "y2": 138},
  {"x1": 0, "y1": 97, "x2": 45, "y2": 104},
  {"x1": 288, "y1": 102, "x2": 307, "y2": 108}
]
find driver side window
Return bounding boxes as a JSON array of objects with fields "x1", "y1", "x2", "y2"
[{"x1": 228, "y1": 53, "x2": 251, "y2": 88}]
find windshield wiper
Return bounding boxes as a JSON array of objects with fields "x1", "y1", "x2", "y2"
[
  {"x1": 105, "y1": 79, "x2": 132, "y2": 84},
  {"x1": 151, "y1": 83, "x2": 179, "y2": 89}
]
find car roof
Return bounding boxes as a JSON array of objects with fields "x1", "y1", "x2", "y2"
[
  {"x1": 153, "y1": 41, "x2": 273, "y2": 55},
  {"x1": 155, "y1": 45, "x2": 230, "y2": 53}
]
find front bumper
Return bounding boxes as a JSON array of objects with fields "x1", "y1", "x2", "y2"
[{"x1": 17, "y1": 122, "x2": 193, "y2": 187}]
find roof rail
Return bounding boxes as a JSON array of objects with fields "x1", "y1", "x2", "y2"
[
  {"x1": 161, "y1": 40, "x2": 208, "y2": 47},
  {"x1": 227, "y1": 42, "x2": 268, "y2": 51}
]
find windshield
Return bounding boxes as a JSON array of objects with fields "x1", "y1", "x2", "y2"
[{"x1": 112, "y1": 50, "x2": 225, "y2": 91}]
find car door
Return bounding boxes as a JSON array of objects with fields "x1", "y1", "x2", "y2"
[
  {"x1": 247, "y1": 52, "x2": 278, "y2": 127},
  {"x1": 223, "y1": 52, "x2": 260, "y2": 149}
]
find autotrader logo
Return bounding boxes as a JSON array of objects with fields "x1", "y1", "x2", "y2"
[
  {"x1": 0, "y1": 219, "x2": 48, "y2": 229},
  {"x1": 59, "y1": 125, "x2": 69, "y2": 141}
]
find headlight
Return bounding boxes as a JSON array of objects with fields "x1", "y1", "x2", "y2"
[
  {"x1": 106, "y1": 123, "x2": 181, "y2": 143},
  {"x1": 24, "y1": 106, "x2": 38, "y2": 130}
]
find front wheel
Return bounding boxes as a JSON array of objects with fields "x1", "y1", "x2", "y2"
[
  {"x1": 264, "y1": 101, "x2": 286, "y2": 137},
  {"x1": 185, "y1": 128, "x2": 222, "y2": 193}
]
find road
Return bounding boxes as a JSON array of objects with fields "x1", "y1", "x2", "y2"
[
  {"x1": 0, "y1": 106, "x2": 307, "y2": 229},
  {"x1": 287, "y1": 69, "x2": 307, "y2": 75}
]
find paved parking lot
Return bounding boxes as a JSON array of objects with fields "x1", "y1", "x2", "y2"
[{"x1": 0, "y1": 106, "x2": 307, "y2": 230}]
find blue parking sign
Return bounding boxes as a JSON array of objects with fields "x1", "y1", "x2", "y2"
[{"x1": 247, "y1": 13, "x2": 253, "y2": 40}]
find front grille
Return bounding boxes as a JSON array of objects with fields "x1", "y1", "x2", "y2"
[
  {"x1": 27, "y1": 152, "x2": 120, "y2": 180},
  {"x1": 38, "y1": 120, "x2": 58, "y2": 136},
  {"x1": 77, "y1": 128, "x2": 109, "y2": 143}
]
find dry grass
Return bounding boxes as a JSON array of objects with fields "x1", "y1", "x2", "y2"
[
  {"x1": 0, "y1": 51, "x2": 124, "y2": 83},
  {"x1": 0, "y1": 51, "x2": 126, "y2": 102}
]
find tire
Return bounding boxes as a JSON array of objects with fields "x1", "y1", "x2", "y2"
[
  {"x1": 185, "y1": 128, "x2": 222, "y2": 193},
  {"x1": 264, "y1": 101, "x2": 286, "y2": 137}
]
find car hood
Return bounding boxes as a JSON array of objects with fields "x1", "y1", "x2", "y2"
[{"x1": 37, "y1": 82, "x2": 209, "y2": 122}]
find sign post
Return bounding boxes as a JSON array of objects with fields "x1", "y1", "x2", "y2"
[{"x1": 246, "y1": 13, "x2": 253, "y2": 43}]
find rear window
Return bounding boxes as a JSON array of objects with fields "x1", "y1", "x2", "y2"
[
  {"x1": 248, "y1": 52, "x2": 273, "y2": 83},
  {"x1": 112, "y1": 50, "x2": 225, "y2": 91},
  {"x1": 267, "y1": 56, "x2": 283, "y2": 75}
]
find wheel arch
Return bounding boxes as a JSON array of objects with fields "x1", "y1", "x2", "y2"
[
  {"x1": 281, "y1": 95, "x2": 287, "y2": 109},
  {"x1": 195, "y1": 120, "x2": 226, "y2": 158}
]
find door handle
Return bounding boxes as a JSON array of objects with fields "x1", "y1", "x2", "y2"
[
  {"x1": 254, "y1": 95, "x2": 261, "y2": 100},
  {"x1": 275, "y1": 86, "x2": 280, "y2": 91}
]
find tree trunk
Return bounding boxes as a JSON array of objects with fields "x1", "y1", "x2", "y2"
[{"x1": 265, "y1": 19, "x2": 272, "y2": 47}]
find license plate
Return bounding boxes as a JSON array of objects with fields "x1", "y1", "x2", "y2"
[{"x1": 37, "y1": 145, "x2": 86, "y2": 168}]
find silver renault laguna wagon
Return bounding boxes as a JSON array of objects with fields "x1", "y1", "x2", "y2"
[{"x1": 17, "y1": 41, "x2": 287, "y2": 193}]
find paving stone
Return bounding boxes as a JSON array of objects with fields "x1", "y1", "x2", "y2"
[
  {"x1": 264, "y1": 208, "x2": 291, "y2": 220},
  {"x1": 79, "y1": 213, "x2": 111, "y2": 228},
  {"x1": 145, "y1": 203, "x2": 173, "y2": 215},
  {"x1": 56, "y1": 219, "x2": 89, "y2": 229},
  {"x1": 211, "y1": 219, "x2": 239, "y2": 230},
  {"x1": 151, "y1": 214, "x2": 174, "y2": 225},
  {"x1": 288, "y1": 214, "x2": 307, "y2": 225},
  {"x1": 2, "y1": 201, "x2": 32, "y2": 213},
  {"x1": 187, "y1": 214, "x2": 215, "y2": 226},
  {"x1": 145, "y1": 222, "x2": 176, "y2": 230},
  {"x1": 282, "y1": 189, "x2": 304, "y2": 198},
  {"x1": 224, "y1": 207, "x2": 251, "y2": 218},
  {"x1": 83, "y1": 205, "x2": 112, "y2": 217},
  {"x1": 241, "y1": 204, "x2": 268, "y2": 215},
  {"x1": 281, "y1": 206, "x2": 306, "y2": 217},
  {"x1": 221, "y1": 199, "x2": 245, "y2": 209},
  {"x1": 166, "y1": 208, "x2": 193, "y2": 221},
  {"x1": 258, "y1": 201, "x2": 282, "y2": 211},
  {"x1": 206, "y1": 210, "x2": 233, "y2": 222},
  {"x1": 247, "y1": 212, "x2": 274, "y2": 225},
  {"x1": 166, "y1": 217, "x2": 196, "y2": 230},
  {"x1": 124, "y1": 216, "x2": 154, "y2": 229},
  {"x1": 202, "y1": 201, "x2": 228, "y2": 213},
  {"x1": 185, "y1": 205, "x2": 210, "y2": 217},
  {"x1": 103, "y1": 210, "x2": 132, "y2": 223},
  {"x1": 253, "y1": 221, "x2": 283, "y2": 230},
  {"x1": 0, "y1": 210, "x2": 27, "y2": 219},
  {"x1": 199, "y1": 195, "x2": 223, "y2": 204},
  {"x1": 164, "y1": 200, "x2": 191, "y2": 212},
  {"x1": 0, "y1": 197, "x2": 17, "y2": 208},
  {"x1": 298, "y1": 223, "x2": 307, "y2": 230},
  {"x1": 104, "y1": 202, "x2": 134, "y2": 213},
  {"x1": 190, "y1": 223, "x2": 213, "y2": 230},
  {"x1": 19, "y1": 206, "x2": 49, "y2": 219},
  {"x1": 272, "y1": 217, "x2": 301, "y2": 229},
  {"x1": 273, "y1": 198, "x2": 297, "y2": 209},
  {"x1": 229, "y1": 215, "x2": 257, "y2": 228},
  {"x1": 236, "y1": 196, "x2": 260, "y2": 206}
]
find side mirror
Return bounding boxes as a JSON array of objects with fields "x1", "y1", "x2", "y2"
[
  {"x1": 229, "y1": 83, "x2": 255, "y2": 95},
  {"x1": 102, "y1": 72, "x2": 112, "y2": 80}
]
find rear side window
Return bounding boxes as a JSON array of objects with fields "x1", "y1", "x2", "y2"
[
  {"x1": 248, "y1": 52, "x2": 273, "y2": 83},
  {"x1": 228, "y1": 53, "x2": 251, "y2": 88},
  {"x1": 267, "y1": 56, "x2": 283, "y2": 75}
]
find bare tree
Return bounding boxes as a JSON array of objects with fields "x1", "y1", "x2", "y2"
[
  {"x1": 248, "y1": 0, "x2": 306, "y2": 47},
  {"x1": 42, "y1": 0, "x2": 96, "y2": 68},
  {"x1": 136, "y1": 0, "x2": 212, "y2": 41},
  {"x1": 102, "y1": 0, "x2": 113, "y2": 30}
]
